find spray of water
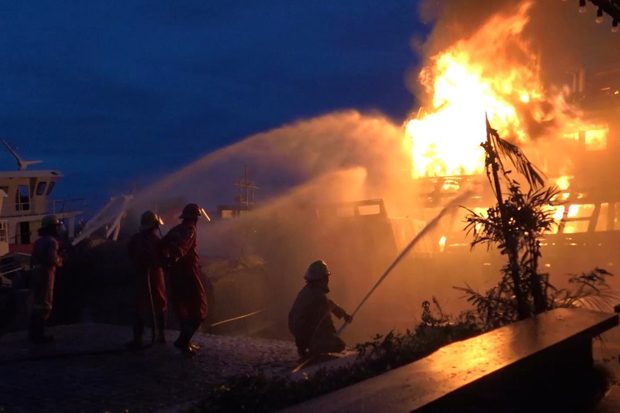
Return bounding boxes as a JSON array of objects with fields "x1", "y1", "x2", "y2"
[
  {"x1": 337, "y1": 190, "x2": 472, "y2": 336},
  {"x1": 122, "y1": 2, "x2": 620, "y2": 343}
]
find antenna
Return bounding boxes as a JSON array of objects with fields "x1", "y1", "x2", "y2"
[{"x1": 1, "y1": 139, "x2": 42, "y2": 171}]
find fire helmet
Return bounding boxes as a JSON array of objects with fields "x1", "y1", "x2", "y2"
[
  {"x1": 139, "y1": 211, "x2": 164, "y2": 231},
  {"x1": 40, "y1": 215, "x2": 61, "y2": 230},
  {"x1": 304, "y1": 260, "x2": 331, "y2": 281},
  {"x1": 179, "y1": 203, "x2": 210, "y2": 221}
]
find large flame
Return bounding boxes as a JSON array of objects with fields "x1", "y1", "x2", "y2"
[{"x1": 406, "y1": 2, "x2": 605, "y2": 179}]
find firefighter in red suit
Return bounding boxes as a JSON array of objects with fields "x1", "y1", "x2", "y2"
[
  {"x1": 29, "y1": 215, "x2": 64, "y2": 344},
  {"x1": 126, "y1": 211, "x2": 168, "y2": 350},
  {"x1": 160, "y1": 203, "x2": 208, "y2": 356}
]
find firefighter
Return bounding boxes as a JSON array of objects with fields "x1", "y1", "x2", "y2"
[
  {"x1": 29, "y1": 215, "x2": 64, "y2": 344},
  {"x1": 125, "y1": 211, "x2": 168, "y2": 350},
  {"x1": 288, "y1": 260, "x2": 353, "y2": 358},
  {"x1": 160, "y1": 203, "x2": 209, "y2": 356}
]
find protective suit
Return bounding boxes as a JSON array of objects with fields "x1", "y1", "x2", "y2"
[
  {"x1": 29, "y1": 215, "x2": 64, "y2": 343},
  {"x1": 288, "y1": 260, "x2": 352, "y2": 357},
  {"x1": 128, "y1": 230, "x2": 167, "y2": 314},
  {"x1": 126, "y1": 211, "x2": 167, "y2": 349},
  {"x1": 160, "y1": 203, "x2": 208, "y2": 355}
]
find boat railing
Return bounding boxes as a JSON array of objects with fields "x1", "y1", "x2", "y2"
[{"x1": 8, "y1": 199, "x2": 87, "y2": 218}]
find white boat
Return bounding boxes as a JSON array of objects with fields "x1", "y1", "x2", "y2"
[{"x1": 0, "y1": 140, "x2": 85, "y2": 254}]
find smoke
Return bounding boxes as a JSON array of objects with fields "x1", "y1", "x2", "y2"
[
  {"x1": 415, "y1": 0, "x2": 620, "y2": 104},
  {"x1": 413, "y1": 0, "x2": 620, "y2": 295},
  {"x1": 418, "y1": 0, "x2": 620, "y2": 73},
  {"x1": 122, "y1": 2, "x2": 620, "y2": 343},
  {"x1": 411, "y1": 1, "x2": 620, "y2": 178},
  {"x1": 133, "y1": 110, "x2": 416, "y2": 217},
  {"x1": 129, "y1": 111, "x2": 439, "y2": 343}
]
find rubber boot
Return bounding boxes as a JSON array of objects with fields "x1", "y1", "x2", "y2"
[
  {"x1": 186, "y1": 318, "x2": 202, "y2": 350},
  {"x1": 29, "y1": 314, "x2": 54, "y2": 344},
  {"x1": 295, "y1": 337, "x2": 308, "y2": 358},
  {"x1": 125, "y1": 319, "x2": 144, "y2": 351},
  {"x1": 174, "y1": 319, "x2": 200, "y2": 356},
  {"x1": 156, "y1": 313, "x2": 167, "y2": 344}
]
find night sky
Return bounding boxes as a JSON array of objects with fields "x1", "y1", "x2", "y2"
[{"x1": 0, "y1": 1, "x2": 429, "y2": 210}]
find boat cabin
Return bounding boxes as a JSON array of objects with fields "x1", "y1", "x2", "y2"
[
  {"x1": 0, "y1": 140, "x2": 84, "y2": 253},
  {"x1": 0, "y1": 169, "x2": 84, "y2": 251}
]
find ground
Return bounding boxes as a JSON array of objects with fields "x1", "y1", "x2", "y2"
[
  {"x1": 593, "y1": 328, "x2": 620, "y2": 413},
  {"x1": 0, "y1": 324, "x2": 299, "y2": 413},
  {"x1": 2, "y1": 323, "x2": 620, "y2": 413}
]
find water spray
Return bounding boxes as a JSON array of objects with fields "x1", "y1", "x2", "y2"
[{"x1": 336, "y1": 190, "x2": 473, "y2": 337}]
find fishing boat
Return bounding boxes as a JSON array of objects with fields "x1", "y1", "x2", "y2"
[{"x1": 0, "y1": 140, "x2": 86, "y2": 253}]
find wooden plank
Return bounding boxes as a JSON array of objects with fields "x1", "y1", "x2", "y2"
[{"x1": 282, "y1": 308, "x2": 618, "y2": 413}]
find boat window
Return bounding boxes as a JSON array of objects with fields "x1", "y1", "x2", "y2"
[
  {"x1": 544, "y1": 205, "x2": 564, "y2": 234},
  {"x1": 16, "y1": 185, "x2": 30, "y2": 211},
  {"x1": 46, "y1": 181, "x2": 56, "y2": 196},
  {"x1": 596, "y1": 203, "x2": 609, "y2": 232},
  {"x1": 566, "y1": 204, "x2": 595, "y2": 219},
  {"x1": 563, "y1": 220, "x2": 590, "y2": 234},
  {"x1": 36, "y1": 182, "x2": 47, "y2": 196},
  {"x1": 358, "y1": 204, "x2": 381, "y2": 216},
  {"x1": 557, "y1": 204, "x2": 595, "y2": 234},
  {"x1": 0, "y1": 221, "x2": 7, "y2": 243}
]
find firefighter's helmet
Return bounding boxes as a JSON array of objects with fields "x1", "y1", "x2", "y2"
[
  {"x1": 304, "y1": 260, "x2": 331, "y2": 281},
  {"x1": 139, "y1": 211, "x2": 164, "y2": 231},
  {"x1": 179, "y1": 203, "x2": 209, "y2": 220},
  {"x1": 40, "y1": 215, "x2": 61, "y2": 230}
]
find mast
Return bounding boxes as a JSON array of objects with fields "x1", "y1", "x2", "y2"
[
  {"x1": 234, "y1": 165, "x2": 260, "y2": 207},
  {"x1": 1, "y1": 139, "x2": 42, "y2": 171}
]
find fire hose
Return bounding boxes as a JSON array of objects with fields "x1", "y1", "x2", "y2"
[
  {"x1": 336, "y1": 190, "x2": 472, "y2": 336},
  {"x1": 0, "y1": 309, "x2": 266, "y2": 365},
  {"x1": 292, "y1": 191, "x2": 472, "y2": 373}
]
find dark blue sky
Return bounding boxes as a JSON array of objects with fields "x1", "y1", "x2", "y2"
[{"x1": 0, "y1": 1, "x2": 429, "y2": 209}]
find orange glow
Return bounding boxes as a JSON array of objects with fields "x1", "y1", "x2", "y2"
[
  {"x1": 585, "y1": 128, "x2": 608, "y2": 151},
  {"x1": 406, "y1": 2, "x2": 602, "y2": 179},
  {"x1": 555, "y1": 176, "x2": 571, "y2": 191},
  {"x1": 438, "y1": 235, "x2": 446, "y2": 253},
  {"x1": 552, "y1": 205, "x2": 565, "y2": 222}
]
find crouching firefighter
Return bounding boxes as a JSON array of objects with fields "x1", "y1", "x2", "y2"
[
  {"x1": 160, "y1": 203, "x2": 209, "y2": 356},
  {"x1": 288, "y1": 260, "x2": 353, "y2": 358},
  {"x1": 126, "y1": 211, "x2": 168, "y2": 350},
  {"x1": 29, "y1": 215, "x2": 64, "y2": 344}
]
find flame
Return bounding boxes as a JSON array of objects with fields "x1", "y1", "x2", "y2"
[
  {"x1": 584, "y1": 127, "x2": 608, "y2": 151},
  {"x1": 438, "y1": 235, "x2": 446, "y2": 252},
  {"x1": 555, "y1": 176, "x2": 571, "y2": 191},
  {"x1": 406, "y1": 2, "x2": 604, "y2": 179}
]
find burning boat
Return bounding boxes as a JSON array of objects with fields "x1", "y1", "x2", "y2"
[{"x1": 400, "y1": 1, "x2": 620, "y2": 299}]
